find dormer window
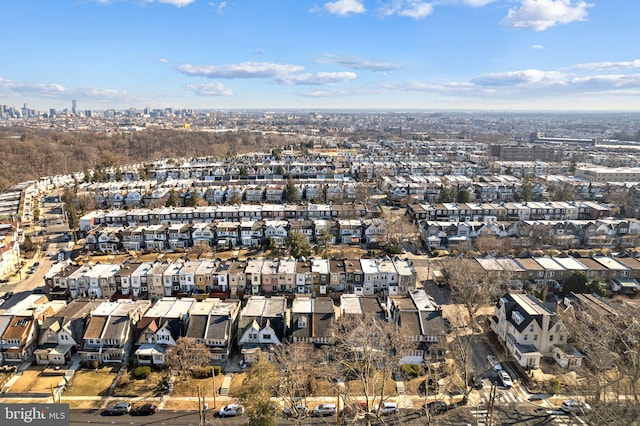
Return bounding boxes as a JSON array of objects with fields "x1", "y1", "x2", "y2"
[
  {"x1": 298, "y1": 317, "x2": 307, "y2": 329},
  {"x1": 511, "y1": 310, "x2": 524, "y2": 325}
]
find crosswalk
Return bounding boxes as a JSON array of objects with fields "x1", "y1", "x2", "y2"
[
  {"x1": 546, "y1": 410, "x2": 588, "y2": 425},
  {"x1": 476, "y1": 388, "x2": 524, "y2": 406},
  {"x1": 470, "y1": 408, "x2": 489, "y2": 426}
]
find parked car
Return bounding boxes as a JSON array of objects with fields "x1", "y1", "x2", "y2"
[
  {"x1": 283, "y1": 404, "x2": 308, "y2": 417},
  {"x1": 487, "y1": 355, "x2": 502, "y2": 371},
  {"x1": 130, "y1": 404, "x2": 157, "y2": 416},
  {"x1": 374, "y1": 402, "x2": 399, "y2": 415},
  {"x1": 104, "y1": 403, "x2": 131, "y2": 415},
  {"x1": 312, "y1": 403, "x2": 337, "y2": 417},
  {"x1": 422, "y1": 401, "x2": 448, "y2": 415},
  {"x1": 498, "y1": 370, "x2": 513, "y2": 388},
  {"x1": 218, "y1": 404, "x2": 244, "y2": 417},
  {"x1": 473, "y1": 377, "x2": 484, "y2": 390},
  {"x1": 561, "y1": 400, "x2": 591, "y2": 414}
]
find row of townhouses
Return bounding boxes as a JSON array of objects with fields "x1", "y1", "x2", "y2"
[
  {"x1": 458, "y1": 255, "x2": 640, "y2": 293},
  {"x1": 420, "y1": 218, "x2": 640, "y2": 251},
  {"x1": 0, "y1": 291, "x2": 446, "y2": 370},
  {"x1": 408, "y1": 200, "x2": 613, "y2": 223},
  {"x1": 83, "y1": 218, "x2": 388, "y2": 253},
  {"x1": 44, "y1": 257, "x2": 418, "y2": 300},
  {"x1": 79, "y1": 203, "x2": 380, "y2": 231}
]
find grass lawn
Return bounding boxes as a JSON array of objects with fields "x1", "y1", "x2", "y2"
[
  {"x1": 162, "y1": 399, "x2": 201, "y2": 411},
  {"x1": 7, "y1": 370, "x2": 62, "y2": 394},
  {"x1": 63, "y1": 367, "x2": 117, "y2": 397},
  {"x1": 171, "y1": 374, "x2": 225, "y2": 398},
  {"x1": 113, "y1": 370, "x2": 168, "y2": 397},
  {"x1": 64, "y1": 399, "x2": 103, "y2": 409}
]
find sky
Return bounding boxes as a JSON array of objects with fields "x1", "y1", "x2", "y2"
[{"x1": 1, "y1": 0, "x2": 640, "y2": 111}]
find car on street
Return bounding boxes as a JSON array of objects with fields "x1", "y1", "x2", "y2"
[
  {"x1": 104, "y1": 403, "x2": 131, "y2": 415},
  {"x1": 487, "y1": 355, "x2": 502, "y2": 371},
  {"x1": 561, "y1": 400, "x2": 591, "y2": 414},
  {"x1": 130, "y1": 404, "x2": 157, "y2": 416},
  {"x1": 218, "y1": 404, "x2": 244, "y2": 417},
  {"x1": 473, "y1": 377, "x2": 484, "y2": 389},
  {"x1": 498, "y1": 370, "x2": 513, "y2": 388},
  {"x1": 283, "y1": 404, "x2": 308, "y2": 417},
  {"x1": 422, "y1": 401, "x2": 448, "y2": 415},
  {"x1": 312, "y1": 403, "x2": 337, "y2": 417},
  {"x1": 374, "y1": 402, "x2": 399, "y2": 415}
]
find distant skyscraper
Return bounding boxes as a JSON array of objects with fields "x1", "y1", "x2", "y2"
[{"x1": 72, "y1": 99, "x2": 77, "y2": 115}]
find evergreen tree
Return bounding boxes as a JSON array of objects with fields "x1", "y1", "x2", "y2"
[
  {"x1": 283, "y1": 175, "x2": 299, "y2": 202},
  {"x1": 166, "y1": 189, "x2": 180, "y2": 207}
]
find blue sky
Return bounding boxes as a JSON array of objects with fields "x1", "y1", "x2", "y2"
[{"x1": 1, "y1": 0, "x2": 639, "y2": 111}]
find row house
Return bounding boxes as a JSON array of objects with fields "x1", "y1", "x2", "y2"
[
  {"x1": 35, "y1": 298, "x2": 106, "y2": 365},
  {"x1": 78, "y1": 300, "x2": 151, "y2": 365},
  {"x1": 289, "y1": 297, "x2": 335, "y2": 346},
  {"x1": 387, "y1": 290, "x2": 446, "y2": 363},
  {"x1": 185, "y1": 298, "x2": 241, "y2": 364},
  {"x1": 236, "y1": 296, "x2": 287, "y2": 365},
  {"x1": 0, "y1": 295, "x2": 61, "y2": 364},
  {"x1": 134, "y1": 297, "x2": 195, "y2": 366}
]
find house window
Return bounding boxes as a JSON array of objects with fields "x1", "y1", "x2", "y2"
[
  {"x1": 549, "y1": 335, "x2": 554, "y2": 342},
  {"x1": 533, "y1": 335, "x2": 538, "y2": 341},
  {"x1": 263, "y1": 334, "x2": 271, "y2": 340},
  {"x1": 523, "y1": 334, "x2": 528, "y2": 341},
  {"x1": 559, "y1": 335, "x2": 564, "y2": 342},
  {"x1": 298, "y1": 317, "x2": 307, "y2": 328}
]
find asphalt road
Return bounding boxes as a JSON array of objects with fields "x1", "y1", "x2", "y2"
[{"x1": 67, "y1": 408, "x2": 482, "y2": 425}]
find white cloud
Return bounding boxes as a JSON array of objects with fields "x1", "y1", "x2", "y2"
[
  {"x1": 0, "y1": 77, "x2": 67, "y2": 97},
  {"x1": 176, "y1": 62, "x2": 305, "y2": 79},
  {"x1": 502, "y1": 0, "x2": 592, "y2": 31},
  {"x1": 312, "y1": 54, "x2": 400, "y2": 71},
  {"x1": 276, "y1": 72, "x2": 357, "y2": 85},
  {"x1": 318, "y1": 0, "x2": 366, "y2": 16},
  {"x1": 380, "y1": 1, "x2": 434, "y2": 20},
  {"x1": 461, "y1": 0, "x2": 497, "y2": 7},
  {"x1": 94, "y1": 0, "x2": 195, "y2": 6},
  {"x1": 531, "y1": 44, "x2": 545, "y2": 50},
  {"x1": 0, "y1": 76, "x2": 145, "y2": 104},
  {"x1": 184, "y1": 82, "x2": 233, "y2": 96},
  {"x1": 158, "y1": 58, "x2": 169, "y2": 63},
  {"x1": 472, "y1": 69, "x2": 568, "y2": 86},
  {"x1": 575, "y1": 59, "x2": 640, "y2": 71},
  {"x1": 157, "y1": 0, "x2": 195, "y2": 6},
  {"x1": 208, "y1": 1, "x2": 226, "y2": 13}
]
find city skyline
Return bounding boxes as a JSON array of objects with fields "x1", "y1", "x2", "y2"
[{"x1": 2, "y1": 1, "x2": 640, "y2": 111}]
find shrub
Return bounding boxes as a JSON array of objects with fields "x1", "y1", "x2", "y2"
[
  {"x1": 191, "y1": 366, "x2": 213, "y2": 378},
  {"x1": 401, "y1": 364, "x2": 424, "y2": 378},
  {"x1": 134, "y1": 366, "x2": 151, "y2": 379},
  {"x1": 212, "y1": 366, "x2": 222, "y2": 376}
]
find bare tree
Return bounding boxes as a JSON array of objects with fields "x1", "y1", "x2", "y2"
[
  {"x1": 237, "y1": 353, "x2": 279, "y2": 426},
  {"x1": 327, "y1": 314, "x2": 406, "y2": 424},
  {"x1": 273, "y1": 343, "x2": 319, "y2": 424},
  {"x1": 441, "y1": 258, "x2": 501, "y2": 331},
  {"x1": 165, "y1": 337, "x2": 211, "y2": 380}
]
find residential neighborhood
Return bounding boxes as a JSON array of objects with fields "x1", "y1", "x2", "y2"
[{"x1": 0, "y1": 112, "x2": 640, "y2": 425}]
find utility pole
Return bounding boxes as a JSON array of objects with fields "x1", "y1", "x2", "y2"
[{"x1": 211, "y1": 367, "x2": 217, "y2": 411}]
